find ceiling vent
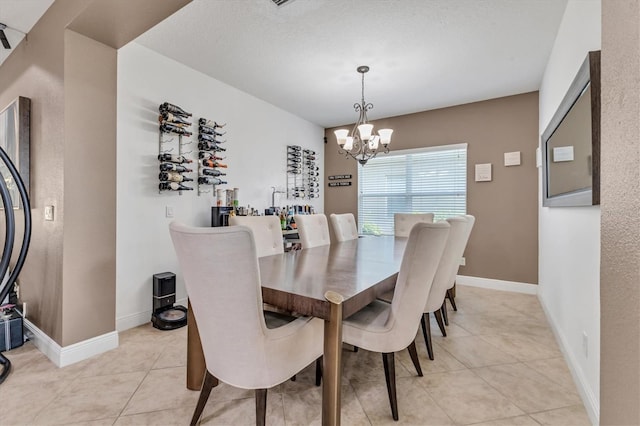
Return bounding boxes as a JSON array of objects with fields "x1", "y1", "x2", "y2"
[{"x1": 271, "y1": 0, "x2": 296, "y2": 6}]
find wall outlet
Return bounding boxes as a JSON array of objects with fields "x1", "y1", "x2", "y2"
[
  {"x1": 582, "y1": 331, "x2": 588, "y2": 358},
  {"x1": 44, "y1": 205, "x2": 54, "y2": 221},
  {"x1": 165, "y1": 206, "x2": 174, "y2": 218},
  {"x1": 460, "y1": 257, "x2": 466, "y2": 266}
]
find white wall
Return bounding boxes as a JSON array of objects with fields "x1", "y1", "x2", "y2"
[
  {"x1": 116, "y1": 43, "x2": 324, "y2": 330},
  {"x1": 538, "y1": 1, "x2": 600, "y2": 423}
]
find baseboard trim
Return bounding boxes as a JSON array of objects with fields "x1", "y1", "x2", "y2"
[
  {"x1": 24, "y1": 319, "x2": 118, "y2": 368},
  {"x1": 116, "y1": 298, "x2": 188, "y2": 332},
  {"x1": 456, "y1": 275, "x2": 538, "y2": 295},
  {"x1": 538, "y1": 295, "x2": 599, "y2": 425}
]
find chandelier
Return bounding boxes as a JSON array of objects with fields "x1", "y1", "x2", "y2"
[{"x1": 334, "y1": 66, "x2": 393, "y2": 165}]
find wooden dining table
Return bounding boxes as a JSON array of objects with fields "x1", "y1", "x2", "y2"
[{"x1": 186, "y1": 235, "x2": 408, "y2": 426}]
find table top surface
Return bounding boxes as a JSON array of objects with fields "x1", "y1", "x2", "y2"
[{"x1": 259, "y1": 236, "x2": 407, "y2": 319}]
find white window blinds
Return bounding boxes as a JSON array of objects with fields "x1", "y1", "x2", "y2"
[{"x1": 358, "y1": 144, "x2": 467, "y2": 235}]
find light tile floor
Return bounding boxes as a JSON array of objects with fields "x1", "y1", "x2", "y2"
[{"x1": 0, "y1": 286, "x2": 591, "y2": 425}]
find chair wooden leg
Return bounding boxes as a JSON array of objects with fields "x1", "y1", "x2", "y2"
[
  {"x1": 290, "y1": 374, "x2": 296, "y2": 381},
  {"x1": 434, "y1": 309, "x2": 447, "y2": 337},
  {"x1": 407, "y1": 340, "x2": 423, "y2": 377},
  {"x1": 421, "y1": 313, "x2": 434, "y2": 360},
  {"x1": 255, "y1": 389, "x2": 267, "y2": 426},
  {"x1": 353, "y1": 345, "x2": 359, "y2": 352},
  {"x1": 382, "y1": 352, "x2": 399, "y2": 421},
  {"x1": 447, "y1": 288, "x2": 457, "y2": 311},
  {"x1": 315, "y1": 356, "x2": 323, "y2": 386},
  {"x1": 190, "y1": 371, "x2": 219, "y2": 426},
  {"x1": 441, "y1": 301, "x2": 449, "y2": 326}
]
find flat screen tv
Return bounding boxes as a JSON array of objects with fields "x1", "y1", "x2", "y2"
[{"x1": 542, "y1": 51, "x2": 600, "y2": 207}]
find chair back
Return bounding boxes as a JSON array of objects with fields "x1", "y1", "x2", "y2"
[
  {"x1": 329, "y1": 213, "x2": 358, "y2": 242},
  {"x1": 169, "y1": 223, "x2": 271, "y2": 387},
  {"x1": 229, "y1": 215, "x2": 283, "y2": 258},
  {"x1": 394, "y1": 213, "x2": 434, "y2": 237},
  {"x1": 294, "y1": 214, "x2": 330, "y2": 249},
  {"x1": 445, "y1": 214, "x2": 476, "y2": 290},
  {"x1": 388, "y1": 221, "x2": 449, "y2": 347},
  {"x1": 424, "y1": 216, "x2": 469, "y2": 313}
]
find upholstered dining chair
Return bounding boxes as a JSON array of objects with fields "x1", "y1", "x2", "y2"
[
  {"x1": 169, "y1": 223, "x2": 324, "y2": 426},
  {"x1": 329, "y1": 213, "x2": 358, "y2": 242},
  {"x1": 443, "y1": 214, "x2": 475, "y2": 320},
  {"x1": 342, "y1": 221, "x2": 450, "y2": 421},
  {"x1": 229, "y1": 215, "x2": 283, "y2": 258},
  {"x1": 294, "y1": 213, "x2": 330, "y2": 249},
  {"x1": 419, "y1": 216, "x2": 469, "y2": 360},
  {"x1": 393, "y1": 213, "x2": 434, "y2": 237}
]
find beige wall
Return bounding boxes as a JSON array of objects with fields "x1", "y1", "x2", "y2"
[
  {"x1": 325, "y1": 92, "x2": 539, "y2": 284},
  {"x1": 0, "y1": 0, "x2": 190, "y2": 347},
  {"x1": 600, "y1": 1, "x2": 640, "y2": 424}
]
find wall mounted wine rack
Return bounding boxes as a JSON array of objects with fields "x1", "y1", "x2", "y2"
[
  {"x1": 197, "y1": 117, "x2": 228, "y2": 196},
  {"x1": 286, "y1": 145, "x2": 319, "y2": 200},
  {"x1": 158, "y1": 102, "x2": 194, "y2": 194}
]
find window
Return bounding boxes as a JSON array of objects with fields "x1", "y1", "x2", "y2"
[{"x1": 358, "y1": 143, "x2": 467, "y2": 235}]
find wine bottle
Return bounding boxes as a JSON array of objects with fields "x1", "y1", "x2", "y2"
[
  {"x1": 198, "y1": 141, "x2": 227, "y2": 152},
  {"x1": 198, "y1": 176, "x2": 227, "y2": 185},
  {"x1": 161, "y1": 123, "x2": 193, "y2": 136},
  {"x1": 159, "y1": 171, "x2": 194, "y2": 182},
  {"x1": 157, "y1": 153, "x2": 193, "y2": 164},
  {"x1": 198, "y1": 133, "x2": 225, "y2": 143},
  {"x1": 288, "y1": 157, "x2": 301, "y2": 163},
  {"x1": 304, "y1": 149, "x2": 316, "y2": 155},
  {"x1": 159, "y1": 182, "x2": 194, "y2": 191},
  {"x1": 305, "y1": 155, "x2": 316, "y2": 161},
  {"x1": 159, "y1": 163, "x2": 192, "y2": 173},
  {"x1": 159, "y1": 102, "x2": 192, "y2": 117},
  {"x1": 160, "y1": 112, "x2": 192, "y2": 126},
  {"x1": 198, "y1": 151, "x2": 224, "y2": 161},
  {"x1": 199, "y1": 125, "x2": 226, "y2": 137},
  {"x1": 288, "y1": 169, "x2": 301, "y2": 174},
  {"x1": 288, "y1": 145, "x2": 301, "y2": 151},
  {"x1": 198, "y1": 118, "x2": 226, "y2": 128},
  {"x1": 200, "y1": 167, "x2": 226, "y2": 177},
  {"x1": 200, "y1": 159, "x2": 228, "y2": 168}
]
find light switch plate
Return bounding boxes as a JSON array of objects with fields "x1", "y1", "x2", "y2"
[
  {"x1": 44, "y1": 205, "x2": 54, "y2": 221},
  {"x1": 165, "y1": 206, "x2": 174, "y2": 218}
]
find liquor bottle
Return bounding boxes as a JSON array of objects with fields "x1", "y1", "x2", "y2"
[
  {"x1": 159, "y1": 102, "x2": 192, "y2": 117},
  {"x1": 198, "y1": 176, "x2": 227, "y2": 185},
  {"x1": 159, "y1": 182, "x2": 194, "y2": 191},
  {"x1": 198, "y1": 141, "x2": 227, "y2": 152},
  {"x1": 198, "y1": 118, "x2": 226, "y2": 128},
  {"x1": 201, "y1": 168, "x2": 226, "y2": 177},
  {"x1": 157, "y1": 153, "x2": 193, "y2": 164},
  {"x1": 199, "y1": 125, "x2": 226, "y2": 137},
  {"x1": 160, "y1": 112, "x2": 192, "y2": 126},
  {"x1": 200, "y1": 159, "x2": 228, "y2": 168},
  {"x1": 161, "y1": 123, "x2": 193, "y2": 136},
  {"x1": 198, "y1": 151, "x2": 224, "y2": 161},
  {"x1": 159, "y1": 163, "x2": 192, "y2": 173},
  {"x1": 159, "y1": 171, "x2": 194, "y2": 182}
]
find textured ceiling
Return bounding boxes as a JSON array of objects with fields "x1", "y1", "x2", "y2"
[
  {"x1": 136, "y1": 0, "x2": 568, "y2": 128},
  {"x1": 0, "y1": 0, "x2": 54, "y2": 66}
]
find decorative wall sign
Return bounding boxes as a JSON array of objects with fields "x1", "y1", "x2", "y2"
[
  {"x1": 328, "y1": 181, "x2": 352, "y2": 187},
  {"x1": 328, "y1": 174, "x2": 352, "y2": 180},
  {"x1": 474, "y1": 163, "x2": 492, "y2": 182}
]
